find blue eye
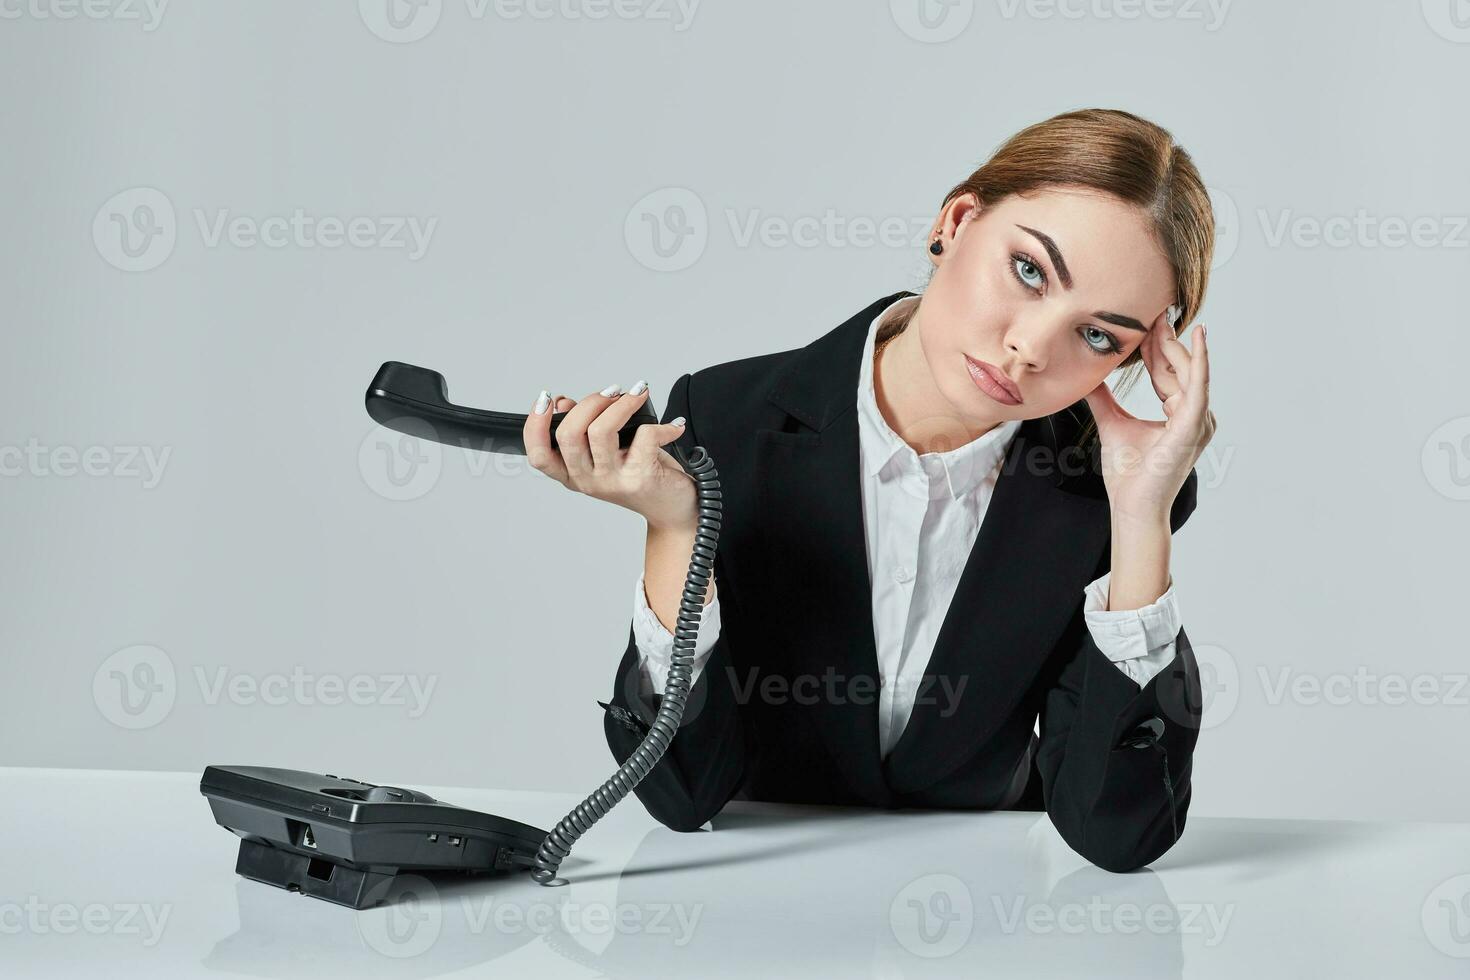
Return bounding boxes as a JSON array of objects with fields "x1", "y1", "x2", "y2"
[
  {"x1": 1010, "y1": 254, "x2": 1045, "y2": 292},
  {"x1": 1081, "y1": 325, "x2": 1122, "y2": 357}
]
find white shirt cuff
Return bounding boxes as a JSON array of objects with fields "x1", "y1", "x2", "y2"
[
  {"x1": 632, "y1": 571, "x2": 720, "y2": 698},
  {"x1": 1082, "y1": 571, "x2": 1181, "y2": 688}
]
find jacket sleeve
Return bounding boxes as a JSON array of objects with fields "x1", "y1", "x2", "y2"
[
  {"x1": 1033, "y1": 467, "x2": 1203, "y2": 873},
  {"x1": 598, "y1": 370, "x2": 749, "y2": 832}
]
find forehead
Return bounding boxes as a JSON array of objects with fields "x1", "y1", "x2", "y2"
[{"x1": 981, "y1": 187, "x2": 1176, "y2": 313}]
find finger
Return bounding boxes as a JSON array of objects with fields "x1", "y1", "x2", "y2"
[
  {"x1": 1156, "y1": 325, "x2": 1193, "y2": 392},
  {"x1": 587, "y1": 381, "x2": 650, "y2": 471},
  {"x1": 523, "y1": 388, "x2": 569, "y2": 484},
  {"x1": 1144, "y1": 308, "x2": 1184, "y2": 403},
  {"x1": 1190, "y1": 323, "x2": 1210, "y2": 400},
  {"x1": 556, "y1": 384, "x2": 623, "y2": 479},
  {"x1": 626, "y1": 410, "x2": 689, "y2": 472}
]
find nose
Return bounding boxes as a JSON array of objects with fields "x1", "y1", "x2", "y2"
[{"x1": 1003, "y1": 318, "x2": 1049, "y2": 375}]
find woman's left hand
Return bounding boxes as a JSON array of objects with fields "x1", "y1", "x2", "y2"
[{"x1": 1083, "y1": 307, "x2": 1216, "y2": 522}]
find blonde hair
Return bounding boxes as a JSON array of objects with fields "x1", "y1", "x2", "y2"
[{"x1": 881, "y1": 108, "x2": 1215, "y2": 447}]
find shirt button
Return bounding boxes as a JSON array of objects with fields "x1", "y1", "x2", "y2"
[{"x1": 893, "y1": 565, "x2": 912, "y2": 584}]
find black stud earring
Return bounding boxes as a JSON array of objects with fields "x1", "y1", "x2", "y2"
[{"x1": 929, "y1": 238, "x2": 943, "y2": 256}]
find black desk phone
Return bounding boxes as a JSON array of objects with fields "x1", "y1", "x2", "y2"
[{"x1": 201, "y1": 362, "x2": 722, "y2": 907}]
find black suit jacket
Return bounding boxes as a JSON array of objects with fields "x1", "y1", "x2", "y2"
[{"x1": 601, "y1": 289, "x2": 1204, "y2": 873}]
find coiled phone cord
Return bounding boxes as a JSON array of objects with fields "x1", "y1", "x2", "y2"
[{"x1": 530, "y1": 444, "x2": 722, "y2": 885}]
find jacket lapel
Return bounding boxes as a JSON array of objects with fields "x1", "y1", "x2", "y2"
[
  {"x1": 750, "y1": 291, "x2": 912, "y2": 804},
  {"x1": 752, "y1": 292, "x2": 1113, "y2": 802}
]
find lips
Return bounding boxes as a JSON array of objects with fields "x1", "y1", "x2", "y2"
[{"x1": 964, "y1": 355, "x2": 1022, "y2": 405}]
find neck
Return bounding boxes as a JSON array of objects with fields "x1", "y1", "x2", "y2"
[{"x1": 874, "y1": 302, "x2": 1004, "y2": 455}]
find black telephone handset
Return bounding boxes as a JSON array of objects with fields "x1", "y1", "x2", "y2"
[
  {"x1": 366, "y1": 361, "x2": 663, "y2": 456},
  {"x1": 366, "y1": 361, "x2": 721, "y2": 885}
]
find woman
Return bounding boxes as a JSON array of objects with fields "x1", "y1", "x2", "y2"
[{"x1": 523, "y1": 108, "x2": 1217, "y2": 873}]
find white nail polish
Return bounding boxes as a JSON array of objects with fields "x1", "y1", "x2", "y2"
[
  {"x1": 1166, "y1": 304, "x2": 1180, "y2": 327},
  {"x1": 600, "y1": 383, "x2": 622, "y2": 397},
  {"x1": 533, "y1": 389, "x2": 550, "y2": 415},
  {"x1": 669, "y1": 416, "x2": 686, "y2": 427},
  {"x1": 629, "y1": 379, "x2": 648, "y2": 395}
]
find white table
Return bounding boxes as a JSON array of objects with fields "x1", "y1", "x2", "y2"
[{"x1": 3, "y1": 767, "x2": 1467, "y2": 978}]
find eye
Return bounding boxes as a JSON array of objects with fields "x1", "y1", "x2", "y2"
[
  {"x1": 1080, "y1": 325, "x2": 1123, "y2": 357},
  {"x1": 1009, "y1": 253, "x2": 1046, "y2": 293}
]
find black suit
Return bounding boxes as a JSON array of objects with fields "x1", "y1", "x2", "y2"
[{"x1": 600, "y1": 290, "x2": 1204, "y2": 873}]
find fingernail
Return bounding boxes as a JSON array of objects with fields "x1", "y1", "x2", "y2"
[
  {"x1": 1166, "y1": 304, "x2": 1180, "y2": 327},
  {"x1": 629, "y1": 379, "x2": 648, "y2": 396},
  {"x1": 669, "y1": 416, "x2": 686, "y2": 427},
  {"x1": 533, "y1": 389, "x2": 550, "y2": 415},
  {"x1": 600, "y1": 383, "x2": 623, "y2": 397}
]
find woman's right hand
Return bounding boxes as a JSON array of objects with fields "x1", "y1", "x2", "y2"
[{"x1": 523, "y1": 382, "x2": 698, "y2": 531}]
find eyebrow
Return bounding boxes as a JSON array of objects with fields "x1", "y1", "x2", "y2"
[{"x1": 1015, "y1": 224, "x2": 1149, "y2": 333}]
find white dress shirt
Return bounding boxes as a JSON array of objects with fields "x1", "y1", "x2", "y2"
[{"x1": 631, "y1": 296, "x2": 1183, "y2": 758}]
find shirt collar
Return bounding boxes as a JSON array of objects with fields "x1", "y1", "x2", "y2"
[{"x1": 856, "y1": 295, "x2": 1023, "y2": 500}]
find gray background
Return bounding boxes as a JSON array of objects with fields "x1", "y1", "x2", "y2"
[{"x1": 3, "y1": 0, "x2": 1466, "y2": 823}]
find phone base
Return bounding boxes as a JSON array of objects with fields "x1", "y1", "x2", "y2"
[{"x1": 234, "y1": 838, "x2": 397, "y2": 910}]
